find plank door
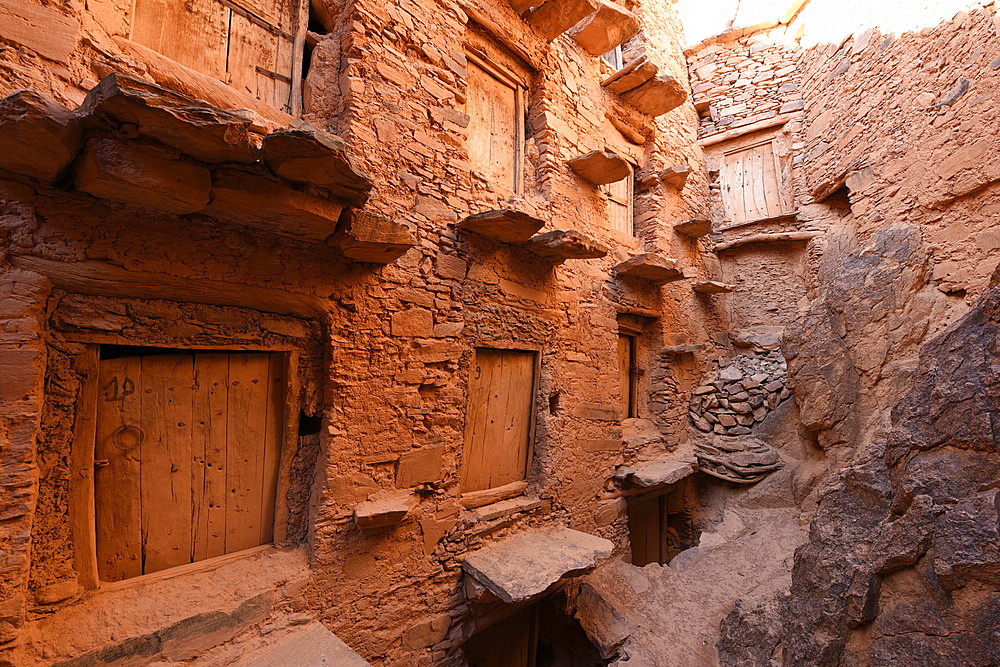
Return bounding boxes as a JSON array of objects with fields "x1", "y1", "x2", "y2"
[
  {"x1": 721, "y1": 140, "x2": 783, "y2": 224},
  {"x1": 466, "y1": 605, "x2": 539, "y2": 667},
  {"x1": 603, "y1": 166, "x2": 634, "y2": 235},
  {"x1": 627, "y1": 494, "x2": 664, "y2": 566},
  {"x1": 131, "y1": 0, "x2": 229, "y2": 79},
  {"x1": 617, "y1": 334, "x2": 636, "y2": 419},
  {"x1": 460, "y1": 349, "x2": 536, "y2": 493},
  {"x1": 226, "y1": 0, "x2": 295, "y2": 111},
  {"x1": 467, "y1": 60, "x2": 520, "y2": 193},
  {"x1": 94, "y1": 350, "x2": 283, "y2": 582}
]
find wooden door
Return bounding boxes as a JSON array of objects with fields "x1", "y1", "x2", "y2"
[
  {"x1": 627, "y1": 494, "x2": 664, "y2": 566},
  {"x1": 460, "y1": 349, "x2": 536, "y2": 493},
  {"x1": 721, "y1": 140, "x2": 782, "y2": 224},
  {"x1": 603, "y1": 167, "x2": 634, "y2": 235},
  {"x1": 466, "y1": 605, "x2": 539, "y2": 667},
  {"x1": 617, "y1": 334, "x2": 635, "y2": 419},
  {"x1": 95, "y1": 351, "x2": 283, "y2": 582},
  {"x1": 131, "y1": 0, "x2": 296, "y2": 111},
  {"x1": 467, "y1": 60, "x2": 520, "y2": 193}
]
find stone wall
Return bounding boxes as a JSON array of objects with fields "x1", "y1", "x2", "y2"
[{"x1": 0, "y1": 0, "x2": 723, "y2": 664}]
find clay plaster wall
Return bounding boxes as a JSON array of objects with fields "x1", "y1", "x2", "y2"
[{"x1": 0, "y1": 0, "x2": 722, "y2": 664}]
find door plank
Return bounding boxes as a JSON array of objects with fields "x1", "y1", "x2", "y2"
[
  {"x1": 95, "y1": 356, "x2": 143, "y2": 582},
  {"x1": 140, "y1": 354, "x2": 195, "y2": 575},
  {"x1": 191, "y1": 353, "x2": 230, "y2": 562},
  {"x1": 467, "y1": 62, "x2": 518, "y2": 192},
  {"x1": 259, "y1": 352, "x2": 284, "y2": 544},
  {"x1": 460, "y1": 349, "x2": 496, "y2": 493},
  {"x1": 225, "y1": 353, "x2": 271, "y2": 553},
  {"x1": 131, "y1": 0, "x2": 229, "y2": 79},
  {"x1": 501, "y1": 351, "x2": 534, "y2": 488}
]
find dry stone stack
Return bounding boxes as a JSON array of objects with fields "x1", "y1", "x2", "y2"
[{"x1": 688, "y1": 351, "x2": 791, "y2": 436}]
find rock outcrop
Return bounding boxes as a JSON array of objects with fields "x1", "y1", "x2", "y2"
[{"x1": 719, "y1": 271, "x2": 1000, "y2": 666}]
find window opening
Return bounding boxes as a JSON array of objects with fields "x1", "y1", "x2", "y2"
[{"x1": 601, "y1": 45, "x2": 623, "y2": 69}]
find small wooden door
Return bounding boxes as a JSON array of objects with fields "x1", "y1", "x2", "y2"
[
  {"x1": 466, "y1": 605, "x2": 539, "y2": 667},
  {"x1": 617, "y1": 334, "x2": 636, "y2": 419},
  {"x1": 603, "y1": 166, "x2": 634, "y2": 235},
  {"x1": 720, "y1": 140, "x2": 783, "y2": 224},
  {"x1": 467, "y1": 59, "x2": 522, "y2": 193},
  {"x1": 460, "y1": 349, "x2": 536, "y2": 493},
  {"x1": 94, "y1": 351, "x2": 284, "y2": 582},
  {"x1": 627, "y1": 493, "x2": 665, "y2": 566}
]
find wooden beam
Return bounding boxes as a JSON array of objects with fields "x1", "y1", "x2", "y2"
[
  {"x1": 698, "y1": 113, "x2": 801, "y2": 147},
  {"x1": 10, "y1": 256, "x2": 326, "y2": 318},
  {"x1": 69, "y1": 345, "x2": 100, "y2": 590},
  {"x1": 289, "y1": 0, "x2": 310, "y2": 116}
]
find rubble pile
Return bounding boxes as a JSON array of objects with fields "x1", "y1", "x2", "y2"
[{"x1": 688, "y1": 352, "x2": 791, "y2": 436}]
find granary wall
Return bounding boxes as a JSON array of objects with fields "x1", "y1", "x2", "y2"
[{"x1": 0, "y1": 0, "x2": 723, "y2": 664}]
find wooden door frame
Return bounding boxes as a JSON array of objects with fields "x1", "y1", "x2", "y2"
[{"x1": 68, "y1": 342, "x2": 301, "y2": 590}]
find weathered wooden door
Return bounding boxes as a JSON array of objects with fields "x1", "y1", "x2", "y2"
[
  {"x1": 131, "y1": 0, "x2": 296, "y2": 110},
  {"x1": 617, "y1": 333, "x2": 635, "y2": 419},
  {"x1": 627, "y1": 493, "x2": 665, "y2": 566},
  {"x1": 603, "y1": 167, "x2": 634, "y2": 235},
  {"x1": 466, "y1": 605, "x2": 539, "y2": 667},
  {"x1": 94, "y1": 351, "x2": 284, "y2": 582},
  {"x1": 460, "y1": 349, "x2": 536, "y2": 493},
  {"x1": 720, "y1": 139, "x2": 783, "y2": 224},
  {"x1": 467, "y1": 59, "x2": 521, "y2": 193}
]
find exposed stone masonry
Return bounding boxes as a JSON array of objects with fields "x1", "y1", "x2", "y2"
[{"x1": 688, "y1": 352, "x2": 791, "y2": 436}]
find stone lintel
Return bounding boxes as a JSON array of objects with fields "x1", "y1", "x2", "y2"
[
  {"x1": 693, "y1": 280, "x2": 737, "y2": 294},
  {"x1": 463, "y1": 528, "x2": 613, "y2": 604},
  {"x1": 662, "y1": 344, "x2": 708, "y2": 355},
  {"x1": 614, "y1": 254, "x2": 686, "y2": 284},
  {"x1": 458, "y1": 209, "x2": 546, "y2": 244},
  {"x1": 525, "y1": 230, "x2": 609, "y2": 262},
  {"x1": 0, "y1": 89, "x2": 80, "y2": 183},
  {"x1": 568, "y1": 150, "x2": 631, "y2": 186},
  {"x1": 526, "y1": 0, "x2": 598, "y2": 42},
  {"x1": 674, "y1": 217, "x2": 713, "y2": 237},
  {"x1": 602, "y1": 56, "x2": 658, "y2": 95},
  {"x1": 78, "y1": 73, "x2": 257, "y2": 165},
  {"x1": 569, "y1": 0, "x2": 641, "y2": 56},
  {"x1": 261, "y1": 128, "x2": 373, "y2": 207},
  {"x1": 333, "y1": 209, "x2": 416, "y2": 264},
  {"x1": 624, "y1": 459, "x2": 698, "y2": 488},
  {"x1": 620, "y1": 75, "x2": 688, "y2": 116}
]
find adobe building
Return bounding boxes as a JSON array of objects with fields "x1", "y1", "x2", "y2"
[{"x1": 1, "y1": 0, "x2": 999, "y2": 665}]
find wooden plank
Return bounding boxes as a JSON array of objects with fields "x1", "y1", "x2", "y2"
[
  {"x1": 69, "y1": 346, "x2": 100, "y2": 589},
  {"x1": 259, "y1": 352, "x2": 284, "y2": 544},
  {"x1": 499, "y1": 351, "x2": 534, "y2": 488},
  {"x1": 487, "y1": 350, "x2": 516, "y2": 489},
  {"x1": 131, "y1": 0, "x2": 228, "y2": 80},
  {"x1": 720, "y1": 151, "x2": 740, "y2": 223},
  {"x1": 225, "y1": 353, "x2": 271, "y2": 553},
  {"x1": 140, "y1": 354, "x2": 195, "y2": 575},
  {"x1": 460, "y1": 348, "x2": 496, "y2": 493},
  {"x1": 272, "y1": 352, "x2": 299, "y2": 544},
  {"x1": 191, "y1": 353, "x2": 229, "y2": 562},
  {"x1": 617, "y1": 335, "x2": 631, "y2": 420},
  {"x1": 95, "y1": 355, "x2": 144, "y2": 582},
  {"x1": 763, "y1": 141, "x2": 783, "y2": 217}
]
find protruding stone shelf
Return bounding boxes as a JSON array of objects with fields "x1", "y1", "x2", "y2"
[
  {"x1": 714, "y1": 231, "x2": 821, "y2": 252},
  {"x1": 613, "y1": 254, "x2": 686, "y2": 284},
  {"x1": 523, "y1": 0, "x2": 598, "y2": 42},
  {"x1": 569, "y1": 0, "x2": 641, "y2": 56},
  {"x1": 354, "y1": 491, "x2": 414, "y2": 530},
  {"x1": 617, "y1": 459, "x2": 698, "y2": 489},
  {"x1": 693, "y1": 280, "x2": 737, "y2": 294},
  {"x1": 674, "y1": 217, "x2": 713, "y2": 238},
  {"x1": 525, "y1": 230, "x2": 609, "y2": 263},
  {"x1": 261, "y1": 128, "x2": 372, "y2": 208},
  {"x1": 568, "y1": 150, "x2": 631, "y2": 185},
  {"x1": 332, "y1": 210, "x2": 416, "y2": 264},
  {"x1": 463, "y1": 528, "x2": 613, "y2": 603},
  {"x1": 458, "y1": 209, "x2": 546, "y2": 244},
  {"x1": 662, "y1": 344, "x2": 708, "y2": 355},
  {"x1": 602, "y1": 55, "x2": 688, "y2": 117},
  {"x1": 641, "y1": 165, "x2": 692, "y2": 191}
]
